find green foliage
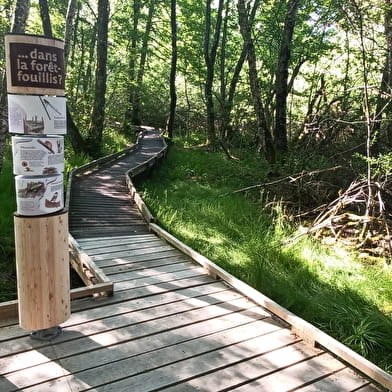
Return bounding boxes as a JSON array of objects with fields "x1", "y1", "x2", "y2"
[
  {"x1": 102, "y1": 127, "x2": 130, "y2": 155},
  {"x1": 0, "y1": 144, "x2": 16, "y2": 302},
  {"x1": 367, "y1": 152, "x2": 392, "y2": 181},
  {"x1": 140, "y1": 140, "x2": 392, "y2": 371},
  {"x1": 64, "y1": 151, "x2": 90, "y2": 174}
]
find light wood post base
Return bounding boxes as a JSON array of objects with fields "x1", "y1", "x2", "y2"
[{"x1": 14, "y1": 210, "x2": 70, "y2": 331}]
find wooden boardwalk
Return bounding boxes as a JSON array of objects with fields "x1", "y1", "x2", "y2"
[{"x1": 0, "y1": 129, "x2": 388, "y2": 391}]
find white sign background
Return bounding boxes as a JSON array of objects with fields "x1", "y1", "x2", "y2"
[
  {"x1": 8, "y1": 94, "x2": 66, "y2": 135},
  {"x1": 15, "y1": 173, "x2": 64, "y2": 216},
  {"x1": 12, "y1": 136, "x2": 64, "y2": 176}
]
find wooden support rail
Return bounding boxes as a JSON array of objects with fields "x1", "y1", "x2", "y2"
[{"x1": 146, "y1": 222, "x2": 392, "y2": 391}]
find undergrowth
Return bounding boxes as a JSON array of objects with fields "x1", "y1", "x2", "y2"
[
  {"x1": 139, "y1": 139, "x2": 392, "y2": 373},
  {"x1": 0, "y1": 144, "x2": 16, "y2": 301}
]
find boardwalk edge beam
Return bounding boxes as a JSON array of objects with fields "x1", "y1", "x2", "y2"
[{"x1": 148, "y1": 222, "x2": 392, "y2": 391}]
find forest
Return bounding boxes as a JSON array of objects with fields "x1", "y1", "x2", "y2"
[{"x1": 1, "y1": 0, "x2": 392, "y2": 376}]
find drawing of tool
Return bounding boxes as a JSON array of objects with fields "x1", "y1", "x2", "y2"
[
  {"x1": 38, "y1": 139, "x2": 55, "y2": 154},
  {"x1": 39, "y1": 97, "x2": 63, "y2": 120}
]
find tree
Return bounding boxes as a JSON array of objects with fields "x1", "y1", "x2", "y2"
[
  {"x1": 204, "y1": 0, "x2": 224, "y2": 148},
  {"x1": 273, "y1": 0, "x2": 301, "y2": 155},
  {"x1": 166, "y1": 0, "x2": 177, "y2": 138},
  {"x1": 218, "y1": 1, "x2": 257, "y2": 144},
  {"x1": 373, "y1": 0, "x2": 392, "y2": 146},
  {"x1": 122, "y1": 0, "x2": 157, "y2": 130},
  {"x1": 64, "y1": 0, "x2": 78, "y2": 69},
  {"x1": 237, "y1": 0, "x2": 275, "y2": 162},
  {"x1": 38, "y1": 0, "x2": 52, "y2": 36},
  {"x1": 64, "y1": 0, "x2": 85, "y2": 154},
  {"x1": 86, "y1": 0, "x2": 109, "y2": 157},
  {"x1": 0, "y1": 0, "x2": 31, "y2": 172}
]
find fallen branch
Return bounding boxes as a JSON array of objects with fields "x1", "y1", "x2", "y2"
[{"x1": 220, "y1": 165, "x2": 343, "y2": 197}]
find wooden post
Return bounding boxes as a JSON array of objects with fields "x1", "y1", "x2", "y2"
[{"x1": 14, "y1": 210, "x2": 70, "y2": 331}]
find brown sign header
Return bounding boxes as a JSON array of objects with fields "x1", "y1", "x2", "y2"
[{"x1": 5, "y1": 34, "x2": 65, "y2": 95}]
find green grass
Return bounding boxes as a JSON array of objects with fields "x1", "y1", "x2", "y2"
[
  {"x1": 140, "y1": 141, "x2": 392, "y2": 373},
  {"x1": 0, "y1": 144, "x2": 17, "y2": 301}
]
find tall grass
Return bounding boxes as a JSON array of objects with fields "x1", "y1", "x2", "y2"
[{"x1": 140, "y1": 141, "x2": 392, "y2": 373}]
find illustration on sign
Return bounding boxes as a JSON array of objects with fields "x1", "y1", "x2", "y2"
[
  {"x1": 8, "y1": 95, "x2": 66, "y2": 135},
  {"x1": 12, "y1": 136, "x2": 64, "y2": 175},
  {"x1": 15, "y1": 173, "x2": 64, "y2": 216},
  {"x1": 5, "y1": 35, "x2": 65, "y2": 95}
]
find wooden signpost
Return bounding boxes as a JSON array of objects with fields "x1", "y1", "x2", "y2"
[{"x1": 5, "y1": 34, "x2": 70, "y2": 340}]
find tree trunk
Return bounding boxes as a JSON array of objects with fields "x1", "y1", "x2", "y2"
[
  {"x1": 220, "y1": 1, "x2": 258, "y2": 141},
  {"x1": 40, "y1": 0, "x2": 85, "y2": 154},
  {"x1": 38, "y1": 0, "x2": 52, "y2": 37},
  {"x1": 132, "y1": 0, "x2": 157, "y2": 126},
  {"x1": 63, "y1": 0, "x2": 85, "y2": 154},
  {"x1": 274, "y1": 0, "x2": 300, "y2": 156},
  {"x1": 123, "y1": 1, "x2": 141, "y2": 130},
  {"x1": 64, "y1": 0, "x2": 78, "y2": 69},
  {"x1": 374, "y1": 0, "x2": 392, "y2": 148},
  {"x1": 237, "y1": 0, "x2": 275, "y2": 163},
  {"x1": 166, "y1": 0, "x2": 177, "y2": 138},
  {"x1": 86, "y1": 0, "x2": 109, "y2": 158},
  {"x1": 0, "y1": 0, "x2": 31, "y2": 172},
  {"x1": 204, "y1": 0, "x2": 224, "y2": 149}
]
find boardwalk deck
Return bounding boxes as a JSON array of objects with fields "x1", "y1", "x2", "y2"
[{"x1": 0, "y1": 129, "x2": 387, "y2": 391}]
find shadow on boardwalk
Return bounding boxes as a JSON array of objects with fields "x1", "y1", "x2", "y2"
[{"x1": 0, "y1": 127, "x2": 385, "y2": 391}]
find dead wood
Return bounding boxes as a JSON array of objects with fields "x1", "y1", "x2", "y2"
[
  {"x1": 306, "y1": 179, "x2": 392, "y2": 263},
  {"x1": 220, "y1": 165, "x2": 342, "y2": 197}
]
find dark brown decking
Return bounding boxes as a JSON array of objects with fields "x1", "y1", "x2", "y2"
[
  {"x1": 69, "y1": 130, "x2": 165, "y2": 238},
  {"x1": 0, "y1": 129, "x2": 386, "y2": 391}
]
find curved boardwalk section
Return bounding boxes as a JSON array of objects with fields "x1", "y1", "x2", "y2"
[
  {"x1": 0, "y1": 128, "x2": 389, "y2": 391},
  {"x1": 69, "y1": 129, "x2": 165, "y2": 239}
]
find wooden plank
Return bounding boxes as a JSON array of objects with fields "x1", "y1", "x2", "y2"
[
  {"x1": 0, "y1": 301, "x2": 271, "y2": 387},
  {"x1": 76, "y1": 235, "x2": 153, "y2": 246},
  {"x1": 82, "y1": 330, "x2": 300, "y2": 392},
  {"x1": 73, "y1": 220, "x2": 144, "y2": 225},
  {"x1": 77, "y1": 235, "x2": 156, "y2": 249},
  {"x1": 3, "y1": 317, "x2": 288, "y2": 391},
  {"x1": 126, "y1": 178, "x2": 155, "y2": 223},
  {"x1": 113, "y1": 267, "x2": 207, "y2": 292},
  {"x1": 228, "y1": 354, "x2": 362, "y2": 392},
  {"x1": 355, "y1": 385, "x2": 384, "y2": 392},
  {"x1": 80, "y1": 239, "x2": 165, "y2": 256},
  {"x1": 101, "y1": 255, "x2": 191, "y2": 275},
  {"x1": 69, "y1": 276, "x2": 216, "y2": 314},
  {"x1": 90, "y1": 244, "x2": 176, "y2": 262},
  {"x1": 0, "y1": 281, "x2": 229, "y2": 342},
  {"x1": 108, "y1": 261, "x2": 197, "y2": 281},
  {"x1": 149, "y1": 222, "x2": 392, "y2": 391},
  {"x1": 93, "y1": 249, "x2": 184, "y2": 267},
  {"x1": 0, "y1": 290, "x2": 251, "y2": 365},
  {"x1": 71, "y1": 225, "x2": 148, "y2": 234},
  {"x1": 295, "y1": 367, "x2": 376, "y2": 391},
  {"x1": 69, "y1": 234, "x2": 112, "y2": 287},
  {"x1": 163, "y1": 342, "x2": 321, "y2": 392}
]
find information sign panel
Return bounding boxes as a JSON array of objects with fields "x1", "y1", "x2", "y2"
[
  {"x1": 12, "y1": 136, "x2": 64, "y2": 175},
  {"x1": 8, "y1": 94, "x2": 66, "y2": 135},
  {"x1": 5, "y1": 34, "x2": 65, "y2": 95},
  {"x1": 15, "y1": 173, "x2": 64, "y2": 216}
]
